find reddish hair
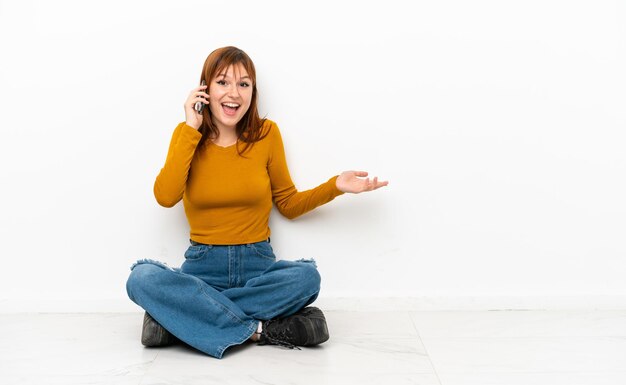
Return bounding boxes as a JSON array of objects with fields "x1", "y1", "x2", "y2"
[{"x1": 198, "y1": 46, "x2": 267, "y2": 156}]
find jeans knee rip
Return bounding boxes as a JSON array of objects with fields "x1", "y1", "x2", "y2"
[
  {"x1": 130, "y1": 258, "x2": 175, "y2": 271},
  {"x1": 295, "y1": 258, "x2": 317, "y2": 268}
]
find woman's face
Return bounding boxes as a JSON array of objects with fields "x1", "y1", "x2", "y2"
[{"x1": 208, "y1": 63, "x2": 253, "y2": 131}]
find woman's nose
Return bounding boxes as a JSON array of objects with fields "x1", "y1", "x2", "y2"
[{"x1": 227, "y1": 83, "x2": 240, "y2": 98}]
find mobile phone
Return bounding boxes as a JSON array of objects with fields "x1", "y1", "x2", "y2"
[{"x1": 194, "y1": 80, "x2": 206, "y2": 113}]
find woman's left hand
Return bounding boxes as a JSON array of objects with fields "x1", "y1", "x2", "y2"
[{"x1": 336, "y1": 171, "x2": 389, "y2": 194}]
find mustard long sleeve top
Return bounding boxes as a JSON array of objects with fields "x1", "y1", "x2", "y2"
[{"x1": 154, "y1": 120, "x2": 344, "y2": 245}]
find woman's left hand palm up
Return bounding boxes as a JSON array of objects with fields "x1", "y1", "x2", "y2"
[{"x1": 336, "y1": 171, "x2": 389, "y2": 194}]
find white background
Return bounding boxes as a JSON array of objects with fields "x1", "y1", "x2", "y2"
[{"x1": 1, "y1": 0, "x2": 625, "y2": 311}]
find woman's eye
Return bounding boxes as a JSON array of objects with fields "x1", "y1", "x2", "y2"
[
  {"x1": 240, "y1": 82, "x2": 250, "y2": 87},
  {"x1": 217, "y1": 80, "x2": 227, "y2": 86}
]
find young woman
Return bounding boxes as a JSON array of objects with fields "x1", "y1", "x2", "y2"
[{"x1": 126, "y1": 46, "x2": 388, "y2": 359}]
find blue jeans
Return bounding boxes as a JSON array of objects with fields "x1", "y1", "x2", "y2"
[{"x1": 126, "y1": 240, "x2": 321, "y2": 358}]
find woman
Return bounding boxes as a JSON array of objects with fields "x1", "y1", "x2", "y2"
[{"x1": 126, "y1": 46, "x2": 388, "y2": 359}]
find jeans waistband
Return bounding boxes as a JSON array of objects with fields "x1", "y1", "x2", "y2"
[{"x1": 190, "y1": 237, "x2": 270, "y2": 246}]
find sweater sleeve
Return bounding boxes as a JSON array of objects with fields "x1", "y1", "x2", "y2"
[
  {"x1": 268, "y1": 123, "x2": 344, "y2": 219},
  {"x1": 153, "y1": 122, "x2": 202, "y2": 207}
]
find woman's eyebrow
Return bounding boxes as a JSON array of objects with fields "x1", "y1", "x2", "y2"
[{"x1": 218, "y1": 73, "x2": 251, "y2": 80}]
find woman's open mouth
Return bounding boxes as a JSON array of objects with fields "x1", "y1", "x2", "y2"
[{"x1": 222, "y1": 102, "x2": 240, "y2": 116}]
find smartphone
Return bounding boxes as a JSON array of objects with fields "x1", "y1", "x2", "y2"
[{"x1": 194, "y1": 80, "x2": 206, "y2": 113}]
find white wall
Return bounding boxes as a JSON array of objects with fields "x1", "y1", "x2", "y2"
[{"x1": 1, "y1": 0, "x2": 625, "y2": 311}]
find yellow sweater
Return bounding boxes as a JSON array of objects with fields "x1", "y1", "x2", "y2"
[{"x1": 154, "y1": 120, "x2": 344, "y2": 245}]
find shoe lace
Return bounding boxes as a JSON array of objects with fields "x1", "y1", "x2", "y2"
[{"x1": 260, "y1": 319, "x2": 302, "y2": 350}]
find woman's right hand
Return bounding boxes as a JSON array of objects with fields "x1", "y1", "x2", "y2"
[{"x1": 184, "y1": 84, "x2": 209, "y2": 130}]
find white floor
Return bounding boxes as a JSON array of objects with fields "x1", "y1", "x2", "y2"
[{"x1": 2, "y1": 310, "x2": 626, "y2": 385}]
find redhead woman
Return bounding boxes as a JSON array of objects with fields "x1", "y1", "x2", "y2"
[{"x1": 126, "y1": 46, "x2": 388, "y2": 359}]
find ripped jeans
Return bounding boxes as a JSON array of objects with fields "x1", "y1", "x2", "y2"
[{"x1": 125, "y1": 239, "x2": 320, "y2": 359}]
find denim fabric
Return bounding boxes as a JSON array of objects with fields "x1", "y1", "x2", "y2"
[{"x1": 126, "y1": 240, "x2": 320, "y2": 358}]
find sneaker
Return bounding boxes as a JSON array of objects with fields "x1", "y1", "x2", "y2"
[
  {"x1": 141, "y1": 312, "x2": 177, "y2": 347},
  {"x1": 258, "y1": 307, "x2": 329, "y2": 349}
]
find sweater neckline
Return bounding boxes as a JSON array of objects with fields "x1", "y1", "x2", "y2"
[{"x1": 209, "y1": 140, "x2": 238, "y2": 151}]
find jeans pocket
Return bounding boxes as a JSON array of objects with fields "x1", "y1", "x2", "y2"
[
  {"x1": 250, "y1": 242, "x2": 276, "y2": 261},
  {"x1": 184, "y1": 245, "x2": 208, "y2": 261}
]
